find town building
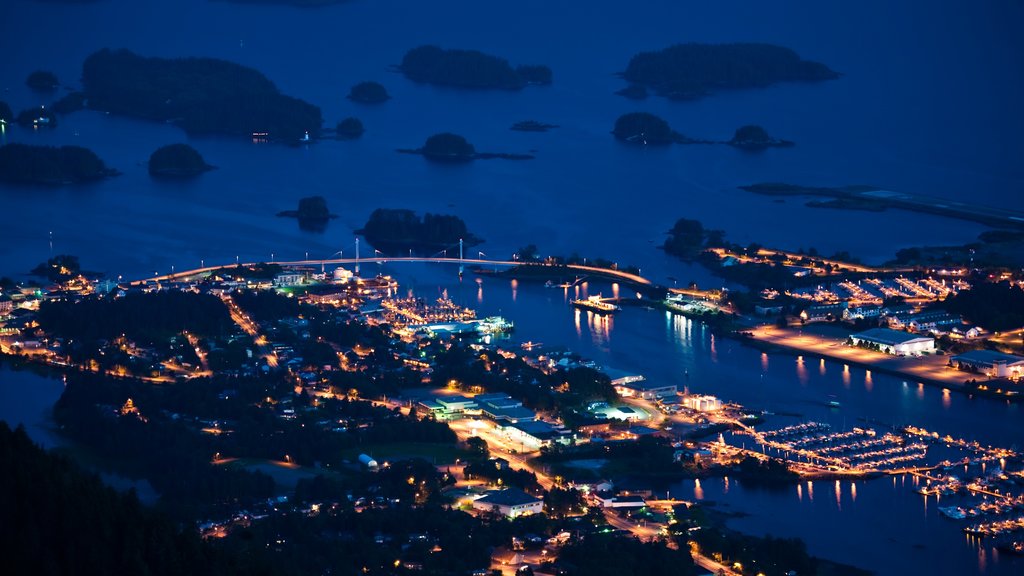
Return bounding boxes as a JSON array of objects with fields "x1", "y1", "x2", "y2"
[
  {"x1": 471, "y1": 488, "x2": 543, "y2": 518},
  {"x1": 800, "y1": 302, "x2": 847, "y2": 322},
  {"x1": 499, "y1": 420, "x2": 571, "y2": 451},
  {"x1": 416, "y1": 395, "x2": 479, "y2": 421},
  {"x1": 850, "y1": 328, "x2": 936, "y2": 356},
  {"x1": 950, "y1": 350, "x2": 1024, "y2": 380},
  {"x1": 475, "y1": 393, "x2": 536, "y2": 424}
]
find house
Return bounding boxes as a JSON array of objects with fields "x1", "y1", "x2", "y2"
[
  {"x1": 907, "y1": 310, "x2": 960, "y2": 332},
  {"x1": 471, "y1": 488, "x2": 543, "y2": 518},
  {"x1": 850, "y1": 328, "x2": 935, "y2": 356},
  {"x1": 950, "y1": 350, "x2": 1024, "y2": 380},
  {"x1": 800, "y1": 302, "x2": 848, "y2": 322},
  {"x1": 273, "y1": 273, "x2": 305, "y2": 287},
  {"x1": 842, "y1": 305, "x2": 882, "y2": 321},
  {"x1": 593, "y1": 494, "x2": 647, "y2": 508}
]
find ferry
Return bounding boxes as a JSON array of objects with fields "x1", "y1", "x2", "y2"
[{"x1": 571, "y1": 294, "x2": 620, "y2": 314}]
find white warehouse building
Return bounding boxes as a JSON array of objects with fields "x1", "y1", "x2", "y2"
[{"x1": 850, "y1": 328, "x2": 935, "y2": 356}]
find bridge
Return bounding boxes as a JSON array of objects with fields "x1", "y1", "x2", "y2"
[{"x1": 133, "y1": 256, "x2": 655, "y2": 288}]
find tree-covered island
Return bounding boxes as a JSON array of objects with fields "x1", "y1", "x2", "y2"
[
  {"x1": 727, "y1": 124, "x2": 794, "y2": 150},
  {"x1": 81, "y1": 49, "x2": 322, "y2": 141},
  {"x1": 335, "y1": 117, "x2": 365, "y2": 139},
  {"x1": 621, "y1": 42, "x2": 839, "y2": 100},
  {"x1": 399, "y1": 45, "x2": 552, "y2": 90},
  {"x1": 148, "y1": 143, "x2": 213, "y2": 178},
  {"x1": 347, "y1": 81, "x2": 390, "y2": 104},
  {"x1": 0, "y1": 143, "x2": 116, "y2": 185},
  {"x1": 398, "y1": 132, "x2": 534, "y2": 162},
  {"x1": 277, "y1": 195, "x2": 336, "y2": 232},
  {"x1": 358, "y1": 208, "x2": 481, "y2": 255}
]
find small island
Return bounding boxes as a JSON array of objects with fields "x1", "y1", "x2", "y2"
[
  {"x1": 335, "y1": 117, "x2": 365, "y2": 139},
  {"x1": 511, "y1": 120, "x2": 558, "y2": 132},
  {"x1": 278, "y1": 195, "x2": 336, "y2": 232},
  {"x1": 81, "y1": 49, "x2": 322, "y2": 141},
  {"x1": 358, "y1": 208, "x2": 481, "y2": 255},
  {"x1": 148, "y1": 144, "x2": 213, "y2": 178},
  {"x1": 612, "y1": 112, "x2": 687, "y2": 145},
  {"x1": 727, "y1": 125, "x2": 794, "y2": 150},
  {"x1": 621, "y1": 42, "x2": 839, "y2": 100},
  {"x1": 0, "y1": 143, "x2": 116, "y2": 185},
  {"x1": 26, "y1": 70, "x2": 59, "y2": 92},
  {"x1": 347, "y1": 81, "x2": 389, "y2": 104},
  {"x1": 16, "y1": 106, "x2": 57, "y2": 128},
  {"x1": 51, "y1": 91, "x2": 88, "y2": 115},
  {"x1": 398, "y1": 132, "x2": 533, "y2": 162},
  {"x1": 399, "y1": 45, "x2": 551, "y2": 90}
]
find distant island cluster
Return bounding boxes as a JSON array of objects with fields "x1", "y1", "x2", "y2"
[{"x1": 0, "y1": 39, "x2": 832, "y2": 184}]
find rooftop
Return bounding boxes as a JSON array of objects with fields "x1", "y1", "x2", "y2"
[
  {"x1": 951, "y1": 349, "x2": 1024, "y2": 366},
  {"x1": 475, "y1": 487, "x2": 542, "y2": 507},
  {"x1": 852, "y1": 328, "x2": 933, "y2": 346}
]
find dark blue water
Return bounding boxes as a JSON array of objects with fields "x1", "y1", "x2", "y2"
[
  {"x1": 3, "y1": 1, "x2": 1023, "y2": 573},
  {"x1": 2, "y1": 0, "x2": 1023, "y2": 281}
]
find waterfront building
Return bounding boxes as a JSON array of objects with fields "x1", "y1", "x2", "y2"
[
  {"x1": 950, "y1": 350, "x2": 1024, "y2": 380},
  {"x1": 273, "y1": 272, "x2": 305, "y2": 287},
  {"x1": 842, "y1": 304, "x2": 883, "y2": 321},
  {"x1": 850, "y1": 328, "x2": 936, "y2": 356},
  {"x1": 471, "y1": 488, "x2": 543, "y2": 518},
  {"x1": 614, "y1": 379, "x2": 677, "y2": 400},
  {"x1": 907, "y1": 310, "x2": 960, "y2": 332},
  {"x1": 681, "y1": 395, "x2": 723, "y2": 412}
]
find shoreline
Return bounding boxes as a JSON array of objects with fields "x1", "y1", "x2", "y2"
[
  {"x1": 740, "y1": 183, "x2": 1024, "y2": 230},
  {"x1": 726, "y1": 327, "x2": 1021, "y2": 404}
]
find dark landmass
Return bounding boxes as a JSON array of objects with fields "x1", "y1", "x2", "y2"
[
  {"x1": 727, "y1": 124, "x2": 794, "y2": 150},
  {"x1": 399, "y1": 45, "x2": 551, "y2": 90},
  {"x1": 682, "y1": 524, "x2": 869, "y2": 576},
  {"x1": 621, "y1": 42, "x2": 839, "y2": 100},
  {"x1": 335, "y1": 117, "x2": 365, "y2": 139},
  {"x1": 0, "y1": 101, "x2": 12, "y2": 123},
  {"x1": 81, "y1": 49, "x2": 322, "y2": 141},
  {"x1": 557, "y1": 535, "x2": 699, "y2": 576},
  {"x1": 398, "y1": 132, "x2": 534, "y2": 162},
  {"x1": 511, "y1": 120, "x2": 558, "y2": 132},
  {"x1": 51, "y1": 90, "x2": 88, "y2": 114},
  {"x1": 612, "y1": 112, "x2": 686, "y2": 145},
  {"x1": 943, "y1": 281, "x2": 1024, "y2": 332},
  {"x1": 615, "y1": 84, "x2": 649, "y2": 100},
  {"x1": 662, "y1": 218, "x2": 714, "y2": 259},
  {"x1": 358, "y1": 208, "x2": 481, "y2": 255},
  {"x1": 148, "y1": 143, "x2": 213, "y2": 178},
  {"x1": 15, "y1": 105, "x2": 57, "y2": 128},
  {"x1": 26, "y1": 70, "x2": 59, "y2": 91},
  {"x1": 277, "y1": 195, "x2": 336, "y2": 232},
  {"x1": 0, "y1": 421, "x2": 275, "y2": 576},
  {"x1": 347, "y1": 80, "x2": 390, "y2": 103},
  {"x1": 741, "y1": 182, "x2": 1024, "y2": 230},
  {"x1": 0, "y1": 143, "x2": 116, "y2": 185},
  {"x1": 890, "y1": 230, "x2": 1024, "y2": 269},
  {"x1": 31, "y1": 254, "x2": 85, "y2": 283},
  {"x1": 733, "y1": 456, "x2": 800, "y2": 485},
  {"x1": 38, "y1": 291, "x2": 233, "y2": 344}
]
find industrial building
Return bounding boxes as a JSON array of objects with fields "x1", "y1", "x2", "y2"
[{"x1": 850, "y1": 328, "x2": 935, "y2": 356}]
